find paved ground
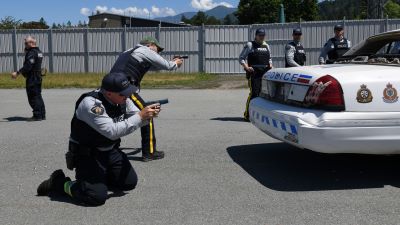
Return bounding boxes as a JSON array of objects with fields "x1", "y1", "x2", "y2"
[{"x1": 1, "y1": 89, "x2": 400, "y2": 225}]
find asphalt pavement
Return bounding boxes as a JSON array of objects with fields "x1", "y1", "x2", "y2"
[{"x1": 1, "y1": 89, "x2": 400, "y2": 225}]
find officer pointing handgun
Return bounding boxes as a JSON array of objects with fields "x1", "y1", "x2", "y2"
[
  {"x1": 285, "y1": 28, "x2": 306, "y2": 67},
  {"x1": 239, "y1": 28, "x2": 273, "y2": 122},
  {"x1": 11, "y1": 36, "x2": 46, "y2": 121},
  {"x1": 319, "y1": 24, "x2": 351, "y2": 64},
  {"x1": 37, "y1": 72, "x2": 161, "y2": 206},
  {"x1": 110, "y1": 36, "x2": 183, "y2": 162}
]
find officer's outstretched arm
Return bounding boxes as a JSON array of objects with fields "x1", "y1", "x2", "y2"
[
  {"x1": 135, "y1": 47, "x2": 178, "y2": 71},
  {"x1": 76, "y1": 97, "x2": 149, "y2": 140}
]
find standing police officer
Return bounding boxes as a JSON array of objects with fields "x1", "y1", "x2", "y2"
[
  {"x1": 11, "y1": 36, "x2": 46, "y2": 121},
  {"x1": 110, "y1": 36, "x2": 183, "y2": 162},
  {"x1": 239, "y1": 28, "x2": 273, "y2": 122},
  {"x1": 319, "y1": 24, "x2": 351, "y2": 64},
  {"x1": 37, "y1": 73, "x2": 161, "y2": 206},
  {"x1": 285, "y1": 28, "x2": 306, "y2": 67}
]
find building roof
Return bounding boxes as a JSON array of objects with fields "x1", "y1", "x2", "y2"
[{"x1": 88, "y1": 13, "x2": 188, "y2": 27}]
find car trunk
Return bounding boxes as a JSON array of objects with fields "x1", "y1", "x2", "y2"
[{"x1": 262, "y1": 64, "x2": 400, "y2": 112}]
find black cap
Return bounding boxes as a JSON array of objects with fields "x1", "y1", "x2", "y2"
[
  {"x1": 101, "y1": 72, "x2": 137, "y2": 97},
  {"x1": 255, "y1": 28, "x2": 266, "y2": 36},
  {"x1": 334, "y1": 24, "x2": 344, "y2": 31},
  {"x1": 293, "y1": 28, "x2": 302, "y2": 35}
]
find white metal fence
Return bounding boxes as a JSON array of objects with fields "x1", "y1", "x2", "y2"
[{"x1": 1, "y1": 19, "x2": 400, "y2": 74}]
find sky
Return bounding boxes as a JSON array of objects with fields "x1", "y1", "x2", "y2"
[{"x1": 0, "y1": 0, "x2": 239, "y2": 25}]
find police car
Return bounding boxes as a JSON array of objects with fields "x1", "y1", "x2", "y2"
[{"x1": 249, "y1": 29, "x2": 400, "y2": 154}]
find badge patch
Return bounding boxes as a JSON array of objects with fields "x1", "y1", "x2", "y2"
[
  {"x1": 91, "y1": 106, "x2": 104, "y2": 115},
  {"x1": 383, "y1": 83, "x2": 398, "y2": 103},
  {"x1": 356, "y1": 84, "x2": 373, "y2": 103},
  {"x1": 29, "y1": 58, "x2": 35, "y2": 64}
]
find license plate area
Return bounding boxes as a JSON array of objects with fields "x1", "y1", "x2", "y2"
[{"x1": 266, "y1": 81, "x2": 309, "y2": 103}]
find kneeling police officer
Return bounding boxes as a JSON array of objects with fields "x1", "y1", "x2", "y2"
[{"x1": 37, "y1": 72, "x2": 161, "y2": 206}]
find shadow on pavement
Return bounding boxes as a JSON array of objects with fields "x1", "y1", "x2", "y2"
[
  {"x1": 2, "y1": 116, "x2": 30, "y2": 122},
  {"x1": 227, "y1": 143, "x2": 400, "y2": 191},
  {"x1": 48, "y1": 190, "x2": 127, "y2": 207},
  {"x1": 210, "y1": 117, "x2": 247, "y2": 122}
]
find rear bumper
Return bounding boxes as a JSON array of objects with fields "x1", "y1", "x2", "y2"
[{"x1": 249, "y1": 97, "x2": 400, "y2": 154}]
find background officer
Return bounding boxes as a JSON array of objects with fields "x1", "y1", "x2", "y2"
[
  {"x1": 37, "y1": 72, "x2": 161, "y2": 206},
  {"x1": 110, "y1": 36, "x2": 183, "y2": 162},
  {"x1": 11, "y1": 36, "x2": 45, "y2": 121},
  {"x1": 239, "y1": 28, "x2": 273, "y2": 122},
  {"x1": 319, "y1": 24, "x2": 351, "y2": 64},
  {"x1": 285, "y1": 28, "x2": 306, "y2": 67}
]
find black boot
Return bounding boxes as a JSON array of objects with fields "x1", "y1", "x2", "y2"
[
  {"x1": 37, "y1": 169, "x2": 70, "y2": 196},
  {"x1": 142, "y1": 151, "x2": 165, "y2": 162}
]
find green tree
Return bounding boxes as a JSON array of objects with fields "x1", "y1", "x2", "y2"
[
  {"x1": 180, "y1": 15, "x2": 191, "y2": 24},
  {"x1": 206, "y1": 16, "x2": 221, "y2": 25},
  {"x1": 19, "y1": 21, "x2": 49, "y2": 29},
  {"x1": 223, "y1": 14, "x2": 239, "y2": 25},
  {"x1": 66, "y1": 21, "x2": 72, "y2": 27},
  {"x1": 384, "y1": 0, "x2": 400, "y2": 18},
  {"x1": 0, "y1": 16, "x2": 22, "y2": 29},
  {"x1": 191, "y1": 11, "x2": 208, "y2": 25},
  {"x1": 318, "y1": 0, "x2": 368, "y2": 20},
  {"x1": 237, "y1": 0, "x2": 281, "y2": 24}
]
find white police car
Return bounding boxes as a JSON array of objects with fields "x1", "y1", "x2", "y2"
[{"x1": 250, "y1": 29, "x2": 400, "y2": 154}]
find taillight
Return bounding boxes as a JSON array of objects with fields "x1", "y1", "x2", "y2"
[{"x1": 305, "y1": 75, "x2": 345, "y2": 111}]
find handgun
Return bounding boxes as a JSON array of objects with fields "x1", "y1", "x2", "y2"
[
  {"x1": 145, "y1": 98, "x2": 169, "y2": 106},
  {"x1": 173, "y1": 55, "x2": 189, "y2": 59}
]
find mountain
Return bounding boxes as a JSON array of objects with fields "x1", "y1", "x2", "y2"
[{"x1": 155, "y1": 5, "x2": 237, "y2": 23}]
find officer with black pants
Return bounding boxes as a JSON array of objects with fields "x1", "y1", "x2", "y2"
[
  {"x1": 239, "y1": 28, "x2": 273, "y2": 122},
  {"x1": 37, "y1": 73, "x2": 161, "y2": 206},
  {"x1": 285, "y1": 28, "x2": 306, "y2": 67},
  {"x1": 319, "y1": 24, "x2": 351, "y2": 64},
  {"x1": 12, "y1": 36, "x2": 46, "y2": 121},
  {"x1": 110, "y1": 36, "x2": 183, "y2": 161}
]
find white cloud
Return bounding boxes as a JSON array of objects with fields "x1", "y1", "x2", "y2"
[
  {"x1": 191, "y1": 0, "x2": 233, "y2": 10},
  {"x1": 110, "y1": 7, "x2": 124, "y2": 15},
  {"x1": 83, "y1": 5, "x2": 177, "y2": 18},
  {"x1": 80, "y1": 8, "x2": 91, "y2": 16},
  {"x1": 95, "y1": 5, "x2": 108, "y2": 13}
]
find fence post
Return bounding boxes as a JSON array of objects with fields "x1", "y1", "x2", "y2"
[
  {"x1": 12, "y1": 27, "x2": 18, "y2": 72},
  {"x1": 198, "y1": 24, "x2": 205, "y2": 73},
  {"x1": 84, "y1": 27, "x2": 89, "y2": 73},
  {"x1": 156, "y1": 23, "x2": 161, "y2": 41},
  {"x1": 122, "y1": 25, "x2": 127, "y2": 51},
  {"x1": 385, "y1": 15, "x2": 389, "y2": 32},
  {"x1": 298, "y1": 18, "x2": 302, "y2": 29},
  {"x1": 248, "y1": 24, "x2": 253, "y2": 42},
  {"x1": 342, "y1": 16, "x2": 346, "y2": 28},
  {"x1": 48, "y1": 28, "x2": 54, "y2": 73}
]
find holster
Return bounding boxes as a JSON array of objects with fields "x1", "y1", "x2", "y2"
[{"x1": 66, "y1": 141, "x2": 92, "y2": 170}]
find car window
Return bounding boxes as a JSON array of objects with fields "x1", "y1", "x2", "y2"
[{"x1": 389, "y1": 41, "x2": 400, "y2": 54}]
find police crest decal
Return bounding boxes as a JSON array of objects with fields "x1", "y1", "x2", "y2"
[
  {"x1": 356, "y1": 84, "x2": 373, "y2": 103},
  {"x1": 383, "y1": 83, "x2": 398, "y2": 103}
]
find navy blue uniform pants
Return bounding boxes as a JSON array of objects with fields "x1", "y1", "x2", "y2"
[
  {"x1": 26, "y1": 75, "x2": 45, "y2": 118},
  {"x1": 70, "y1": 147, "x2": 138, "y2": 206}
]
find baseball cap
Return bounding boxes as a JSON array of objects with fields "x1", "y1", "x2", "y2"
[
  {"x1": 140, "y1": 36, "x2": 164, "y2": 52},
  {"x1": 293, "y1": 28, "x2": 302, "y2": 35},
  {"x1": 101, "y1": 72, "x2": 137, "y2": 97},
  {"x1": 334, "y1": 24, "x2": 344, "y2": 31},
  {"x1": 255, "y1": 28, "x2": 266, "y2": 36}
]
